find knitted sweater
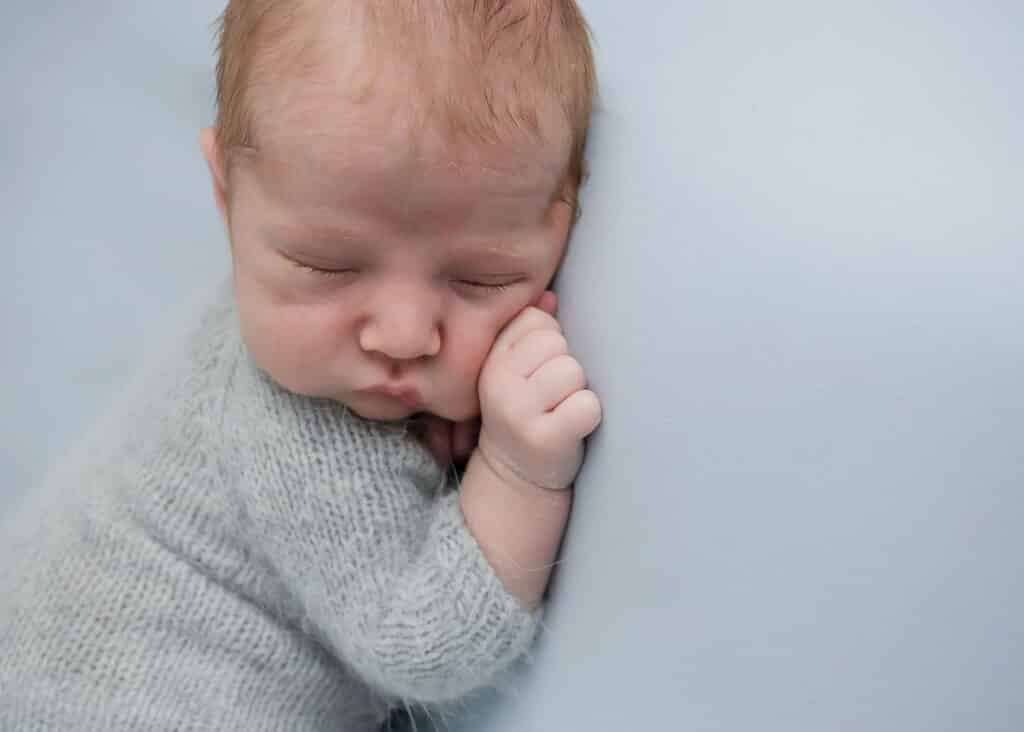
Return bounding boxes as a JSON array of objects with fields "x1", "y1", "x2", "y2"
[{"x1": 0, "y1": 284, "x2": 540, "y2": 731}]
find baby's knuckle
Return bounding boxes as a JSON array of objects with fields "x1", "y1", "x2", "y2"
[
  {"x1": 526, "y1": 307, "x2": 561, "y2": 331},
  {"x1": 562, "y1": 357, "x2": 587, "y2": 387},
  {"x1": 530, "y1": 330, "x2": 568, "y2": 356},
  {"x1": 580, "y1": 390, "x2": 603, "y2": 427},
  {"x1": 518, "y1": 306, "x2": 546, "y2": 324},
  {"x1": 552, "y1": 332, "x2": 571, "y2": 353}
]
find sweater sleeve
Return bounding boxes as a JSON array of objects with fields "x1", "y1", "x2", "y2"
[{"x1": 221, "y1": 355, "x2": 541, "y2": 703}]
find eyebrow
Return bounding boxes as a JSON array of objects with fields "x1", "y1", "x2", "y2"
[
  {"x1": 448, "y1": 246, "x2": 535, "y2": 270},
  {"x1": 267, "y1": 221, "x2": 367, "y2": 247}
]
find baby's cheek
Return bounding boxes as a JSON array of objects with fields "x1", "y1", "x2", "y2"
[
  {"x1": 447, "y1": 343, "x2": 486, "y2": 385},
  {"x1": 440, "y1": 329, "x2": 493, "y2": 396},
  {"x1": 241, "y1": 300, "x2": 333, "y2": 394}
]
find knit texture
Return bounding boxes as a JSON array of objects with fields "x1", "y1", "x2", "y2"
[{"x1": 0, "y1": 284, "x2": 541, "y2": 731}]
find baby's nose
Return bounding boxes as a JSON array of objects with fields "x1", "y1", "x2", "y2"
[{"x1": 359, "y1": 300, "x2": 442, "y2": 361}]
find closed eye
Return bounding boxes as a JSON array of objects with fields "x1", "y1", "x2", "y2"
[
  {"x1": 275, "y1": 246, "x2": 359, "y2": 279},
  {"x1": 298, "y1": 263, "x2": 355, "y2": 278},
  {"x1": 453, "y1": 276, "x2": 526, "y2": 294},
  {"x1": 458, "y1": 280, "x2": 511, "y2": 292},
  {"x1": 282, "y1": 253, "x2": 357, "y2": 280}
]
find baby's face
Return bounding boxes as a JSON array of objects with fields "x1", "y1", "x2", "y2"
[{"x1": 209, "y1": 96, "x2": 573, "y2": 422}]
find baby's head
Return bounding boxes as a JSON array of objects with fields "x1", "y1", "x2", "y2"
[{"x1": 201, "y1": 0, "x2": 595, "y2": 422}]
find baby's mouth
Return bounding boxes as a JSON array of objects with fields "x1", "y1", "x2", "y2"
[{"x1": 361, "y1": 383, "x2": 423, "y2": 409}]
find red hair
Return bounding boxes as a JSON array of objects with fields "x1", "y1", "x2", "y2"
[{"x1": 212, "y1": 0, "x2": 596, "y2": 194}]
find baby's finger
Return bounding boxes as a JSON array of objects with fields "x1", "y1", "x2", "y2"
[
  {"x1": 492, "y1": 306, "x2": 561, "y2": 356},
  {"x1": 528, "y1": 354, "x2": 587, "y2": 412},
  {"x1": 534, "y1": 291, "x2": 558, "y2": 317},
  {"x1": 504, "y1": 328, "x2": 570, "y2": 379},
  {"x1": 549, "y1": 388, "x2": 603, "y2": 438}
]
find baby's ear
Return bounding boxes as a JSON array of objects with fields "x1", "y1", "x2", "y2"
[
  {"x1": 551, "y1": 180, "x2": 580, "y2": 243},
  {"x1": 199, "y1": 127, "x2": 229, "y2": 222},
  {"x1": 555, "y1": 178, "x2": 582, "y2": 226}
]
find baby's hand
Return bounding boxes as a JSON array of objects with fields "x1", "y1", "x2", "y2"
[{"x1": 476, "y1": 293, "x2": 602, "y2": 492}]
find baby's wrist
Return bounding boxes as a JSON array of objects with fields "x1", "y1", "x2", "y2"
[
  {"x1": 471, "y1": 442, "x2": 573, "y2": 497},
  {"x1": 460, "y1": 448, "x2": 573, "y2": 608}
]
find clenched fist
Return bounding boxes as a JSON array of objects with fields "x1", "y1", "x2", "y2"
[{"x1": 475, "y1": 292, "x2": 602, "y2": 492}]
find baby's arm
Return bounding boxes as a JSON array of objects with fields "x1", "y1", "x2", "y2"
[
  {"x1": 459, "y1": 297, "x2": 603, "y2": 607},
  {"x1": 225, "y1": 359, "x2": 543, "y2": 705},
  {"x1": 223, "y1": 297, "x2": 599, "y2": 704}
]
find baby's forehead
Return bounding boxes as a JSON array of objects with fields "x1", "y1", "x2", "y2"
[
  {"x1": 249, "y1": 143, "x2": 560, "y2": 241},
  {"x1": 248, "y1": 87, "x2": 566, "y2": 204},
  {"x1": 234, "y1": 105, "x2": 561, "y2": 246},
  {"x1": 253, "y1": 69, "x2": 568, "y2": 165}
]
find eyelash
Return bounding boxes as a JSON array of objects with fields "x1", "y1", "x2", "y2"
[
  {"x1": 299, "y1": 263, "x2": 353, "y2": 278},
  {"x1": 295, "y1": 262, "x2": 518, "y2": 293},
  {"x1": 458, "y1": 280, "x2": 512, "y2": 293}
]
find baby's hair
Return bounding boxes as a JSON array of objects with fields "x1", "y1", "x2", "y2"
[{"x1": 212, "y1": 0, "x2": 595, "y2": 196}]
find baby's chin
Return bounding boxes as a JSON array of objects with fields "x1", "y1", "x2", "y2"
[{"x1": 339, "y1": 397, "x2": 420, "y2": 423}]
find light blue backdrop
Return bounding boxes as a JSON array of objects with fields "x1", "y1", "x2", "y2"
[
  {"x1": 449, "y1": 1, "x2": 1024, "y2": 730},
  {"x1": 3, "y1": 2, "x2": 1021, "y2": 731},
  {"x1": 1, "y1": 0, "x2": 229, "y2": 501}
]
